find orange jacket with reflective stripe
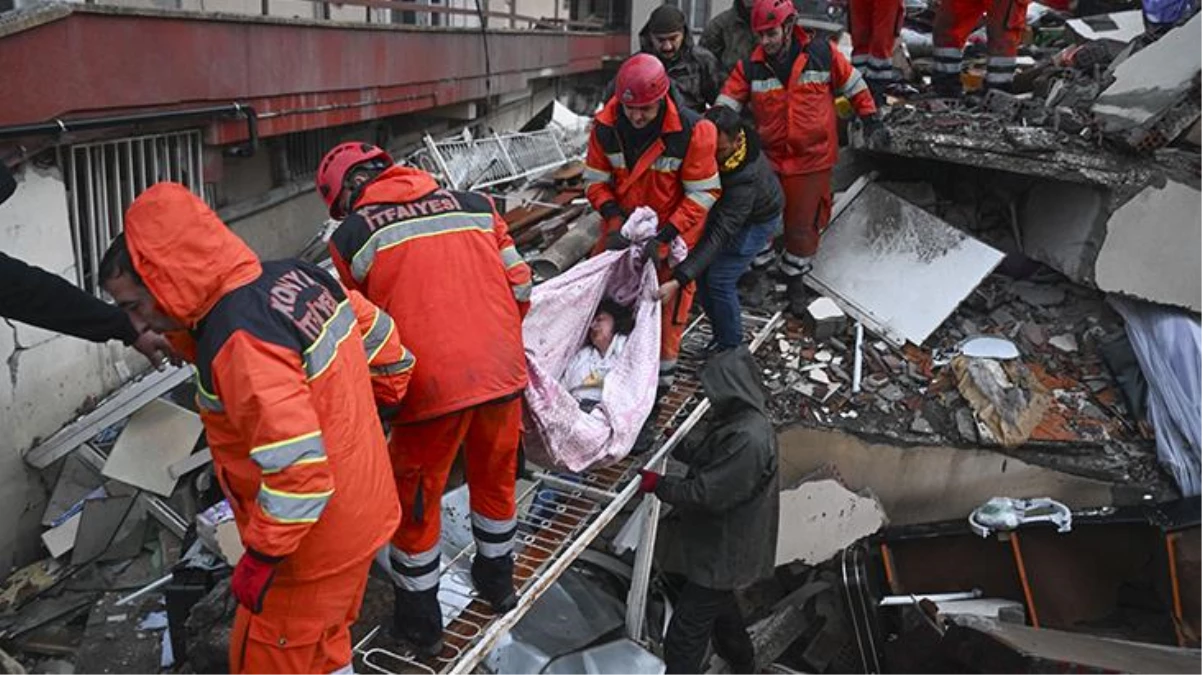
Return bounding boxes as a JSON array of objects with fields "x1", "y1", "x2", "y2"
[
  {"x1": 123, "y1": 183, "x2": 409, "y2": 582},
  {"x1": 717, "y1": 26, "x2": 877, "y2": 175},
  {"x1": 329, "y1": 166, "x2": 531, "y2": 424},
  {"x1": 584, "y1": 96, "x2": 721, "y2": 247}
]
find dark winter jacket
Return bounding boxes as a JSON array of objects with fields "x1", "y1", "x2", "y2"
[
  {"x1": 603, "y1": 18, "x2": 724, "y2": 113},
  {"x1": 673, "y1": 132, "x2": 783, "y2": 284},
  {"x1": 700, "y1": 1, "x2": 758, "y2": 77},
  {"x1": 655, "y1": 346, "x2": 780, "y2": 590}
]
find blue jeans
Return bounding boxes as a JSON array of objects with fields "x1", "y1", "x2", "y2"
[{"x1": 697, "y1": 215, "x2": 782, "y2": 349}]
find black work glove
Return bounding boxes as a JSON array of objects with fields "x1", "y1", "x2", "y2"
[
  {"x1": 641, "y1": 238, "x2": 662, "y2": 266},
  {"x1": 860, "y1": 115, "x2": 890, "y2": 149},
  {"x1": 605, "y1": 229, "x2": 631, "y2": 251}
]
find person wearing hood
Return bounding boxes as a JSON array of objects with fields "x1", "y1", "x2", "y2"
[
  {"x1": 701, "y1": 0, "x2": 759, "y2": 77},
  {"x1": 99, "y1": 183, "x2": 413, "y2": 674},
  {"x1": 638, "y1": 346, "x2": 780, "y2": 674},
  {"x1": 0, "y1": 162, "x2": 177, "y2": 368},
  {"x1": 315, "y1": 142, "x2": 533, "y2": 657},
  {"x1": 604, "y1": 5, "x2": 723, "y2": 113},
  {"x1": 658, "y1": 105, "x2": 783, "y2": 354}
]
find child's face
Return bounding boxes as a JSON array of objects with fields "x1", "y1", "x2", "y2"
[{"x1": 589, "y1": 310, "x2": 616, "y2": 350}]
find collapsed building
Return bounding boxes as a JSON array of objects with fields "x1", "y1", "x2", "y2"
[{"x1": 1, "y1": 0, "x2": 1200, "y2": 674}]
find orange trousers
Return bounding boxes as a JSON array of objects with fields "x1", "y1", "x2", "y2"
[
  {"x1": 779, "y1": 169, "x2": 833, "y2": 262},
  {"x1": 934, "y1": 0, "x2": 1030, "y2": 88},
  {"x1": 390, "y1": 396, "x2": 521, "y2": 556},
  {"x1": 850, "y1": 0, "x2": 904, "y2": 83},
  {"x1": 229, "y1": 555, "x2": 372, "y2": 674}
]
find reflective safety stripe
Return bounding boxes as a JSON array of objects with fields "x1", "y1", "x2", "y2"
[
  {"x1": 781, "y1": 251, "x2": 813, "y2": 277},
  {"x1": 932, "y1": 61, "x2": 962, "y2": 74},
  {"x1": 985, "y1": 71, "x2": 1015, "y2": 83},
  {"x1": 303, "y1": 300, "x2": 357, "y2": 380},
  {"x1": 193, "y1": 370, "x2": 224, "y2": 413},
  {"x1": 652, "y1": 156, "x2": 683, "y2": 173},
  {"x1": 933, "y1": 47, "x2": 963, "y2": 59},
  {"x1": 605, "y1": 152, "x2": 626, "y2": 169},
  {"x1": 866, "y1": 69, "x2": 899, "y2": 81},
  {"x1": 659, "y1": 359, "x2": 677, "y2": 374},
  {"x1": 851, "y1": 54, "x2": 869, "y2": 66},
  {"x1": 371, "y1": 346, "x2": 415, "y2": 377},
  {"x1": 583, "y1": 166, "x2": 611, "y2": 185},
  {"x1": 687, "y1": 191, "x2": 717, "y2": 210},
  {"x1": 715, "y1": 94, "x2": 743, "y2": 111},
  {"x1": 350, "y1": 213, "x2": 495, "y2": 283},
  {"x1": 987, "y1": 56, "x2": 1018, "y2": 67},
  {"x1": 683, "y1": 174, "x2": 721, "y2": 192},
  {"x1": 362, "y1": 309, "x2": 396, "y2": 363},
  {"x1": 472, "y1": 512, "x2": 516, "y2": 534},
  {"x1": 391, "y1": 546, "x2": 441, "y2": 592},
  {"x1": 840, "y1": 70, "x2": 869, "y2": 97},
  {"x1": 500, "y1": 245, "x2": 525, "y2": 270},
  {"x1": 513, "y1": 280, "x2": 533, "y2": 303},
  {"x1": 799, "y1": 71, "x2": 831, "y2": 85},
  {"x1": 257, "y1": 484, "x2": 333, "y2": 524},
  {"x1": 867, "y1": 56, "x2": 893, "y2": 69},
  {"x1": 250, "y1": 431, "x2": 327, "y2": 474},
  {"x1": 751, "y1": 78, "x2": 784, "y2": 93}
]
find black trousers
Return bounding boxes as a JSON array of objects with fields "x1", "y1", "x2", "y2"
[{"x1": 664, "y1": 582, "x2": 756, "y2": 674}]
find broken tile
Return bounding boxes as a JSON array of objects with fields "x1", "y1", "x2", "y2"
[
  {"x1": 990, "y1": 307, "x2": 1017, "y2": 327},
  {"x1": 911, "y1": 415, "x2": 935, "y2": 435},
  {"x1": 1012, "y1": 281, "x2": 1066, "y2": 307},
  {"x1": 815, "y1": 350, "x2": 833, "y2": 363},
  {"x1": 1049, "y1": 334, "x2": 1079, "y2": 353},
  {"x1": 1021, "y1": 323, "x2": 1048, "y2": 347},
  {"x1": 102, "y1": 400, "x2": 203, "y2": 498},
  {"x1": 41, "y1": 513, "x2": 82, "y2": 559},
  {"x1": 809, "y1": 368, "x2": 832, "y2": 385},
  {"x1": 956, "y1": 407, "x2": 979, "y2": 442},
  {"x1": 879, "y1": 384, "x2": 906, "y2": 403},
  {"x1": 42, "y1": 455, "x2": 103, "y2": 528}
]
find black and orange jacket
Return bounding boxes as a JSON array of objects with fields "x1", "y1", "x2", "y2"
[
  {"x1": 717, "y1": 25, "x2": 877, "y2": 176},
  {"x1": 583, "y1": 96, "x2": 721, "y2": 249},
  {"x1": 123, "y1": 183, "x2": 410, "y2": 582},
  {"x1": 329, "y1": 166, "x2": 531, "y2": 424}
]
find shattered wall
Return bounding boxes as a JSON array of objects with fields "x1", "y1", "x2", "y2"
[{"x1": 0, "y1": 164, "x2": 139, "y2": 578}]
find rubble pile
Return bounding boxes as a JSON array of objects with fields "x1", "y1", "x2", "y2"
[{"x1": 752, "y1": 270, "x2": 1167, "y2": 488}]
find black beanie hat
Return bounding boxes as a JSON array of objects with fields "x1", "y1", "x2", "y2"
[{"x1": 646, "y1": 5, "x2": 687, "y2": 34}]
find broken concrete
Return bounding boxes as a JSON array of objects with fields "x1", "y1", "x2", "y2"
[
  {"x1": 775, "y1": 427, "x2": 1141, "y2": 526},
  {"x1": 1092, "y1": 13, "x2": 1202, "y2": 150},
  {"x1": 1095, "y1": 179, "x2": 1202, "y2": 312},
  {"x1": 775, "y1": 476, "x2": 887, "y2": 566},
  {"x1": 808, "y1": 182, "x2": 1004, "y2": 347}
]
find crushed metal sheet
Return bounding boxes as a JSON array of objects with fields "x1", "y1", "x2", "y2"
[
  {"x1": 807, "y1": 182, "x2": 1004, "y2": 347},
  {"x1": 101, "y1": 399, "x2": 203, "y2": 498}
]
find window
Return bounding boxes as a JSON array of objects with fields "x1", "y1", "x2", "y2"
[
  {"x1": 282, "y1": 127, "x2": 339, "y2": 183},
  {"x1": 59, "y1": 130, "x2": 205, "y2": 295}
]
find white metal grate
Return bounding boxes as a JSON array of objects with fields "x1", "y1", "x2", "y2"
[
  {"x1": 412, "y1": 129, "x2": 580, "y2": 191},
  {"x1": 58, "y1": 130, "x2": 205, "y2": 295}
]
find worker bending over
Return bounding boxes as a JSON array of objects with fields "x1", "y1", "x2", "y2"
[
  {"x1": 100, "y1": 183, "x2": 412, "y2": 674},
  {"x1": 717, "y1": 0, "x2": 883, "y2": 315},
  {"x1": 315, "y1": 143, "x2": 532, "y2": 657}
]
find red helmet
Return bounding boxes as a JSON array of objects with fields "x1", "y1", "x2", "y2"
[
  {"x1": 614, "y1": 53, "x2": 670, "y2": 107},
  {"x1": 316, "y1": 142, "x2": 393, "y2": 218},
  {"x1": 751, "y1": 0, "x2": 796, "y2": 32}
]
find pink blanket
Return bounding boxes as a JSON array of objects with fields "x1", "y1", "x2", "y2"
[{"x1": 522, "y1": 249, "x2": 661, "y2": 472}]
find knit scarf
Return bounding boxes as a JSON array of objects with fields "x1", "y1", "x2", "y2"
[{"x1": 720, "y1": 130, "x2": 748, "y2": 173}]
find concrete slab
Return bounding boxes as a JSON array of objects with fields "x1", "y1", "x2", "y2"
[
  {"x1": 1092, "y1": 13, "x2": 1202, "y2": 136},
  {"x1": 101, "y1": 399, "x2": 202, "y2": 498},
  {"x1": 775, "y1": 427, "x2": 1131, "y2": 526},
  {"x1": 1095, "y1": 179, "x2": 1202, "y2": 312},
  {"x1": 808, "y1": 183, "x2": 1004, "y2": 347},
  {"x1": 775, "y1": 478, "x2": 887, "y2": 566},
  {"x1": 1066, "y1": 11, "x2": 1145, "y2": 44}
]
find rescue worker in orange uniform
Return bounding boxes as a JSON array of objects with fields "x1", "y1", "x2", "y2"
[
  {"x1": 315, "y1": 143, "x2": 533, "y2": 657},
  {"x1": 584, "y1": 53, "x2": 721, "y2": 397},
  {"x1": 933, "y1": 0, "x2": 1031, "y2": 95},
  {"x1": 99, "y1": 183, "x2": 413, "y2": 674},
  {"x1": 849, "y1": 0, "x2": 905, "y2": 106},
  {"x1": 716, "y1": 0, "x2": 882, "y2": 316}
]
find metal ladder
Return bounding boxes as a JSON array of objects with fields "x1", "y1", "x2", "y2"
[{"x1": 355, "y1": 309, "x2": 785, "y2": 674}]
